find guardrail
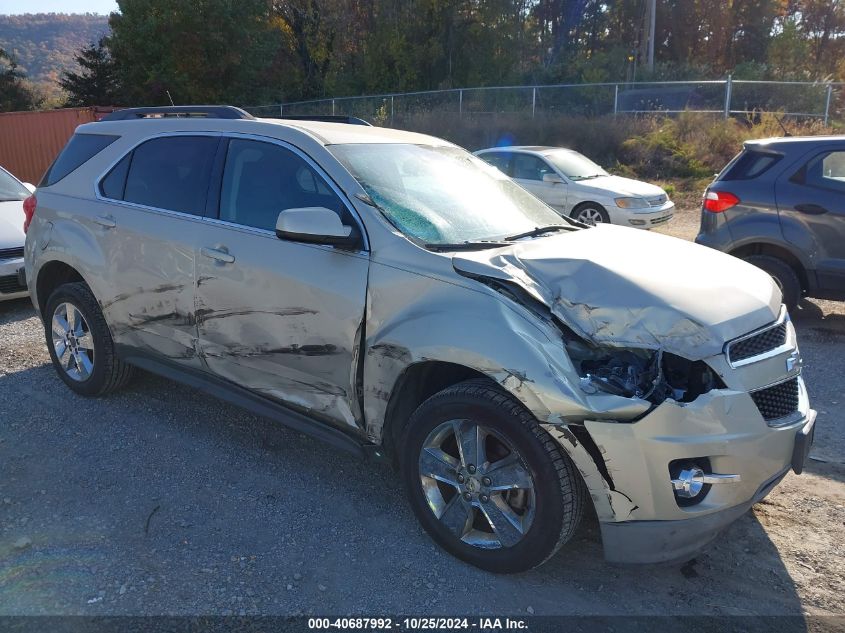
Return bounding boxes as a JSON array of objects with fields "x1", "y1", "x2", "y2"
[{"x1": 245, "y1": 77, "x2": 843, "y2": 125}]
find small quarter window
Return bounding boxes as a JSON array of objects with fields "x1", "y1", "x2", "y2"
[
  {"x1": 720, "y1": 150, "x2": 782, "y2": 181},
  {"x1": 40, "y1": 133, "x2": 119, "y2": 187},
  {"x1": 99, "y1": 153, "x2": 131, "y2": 200}
]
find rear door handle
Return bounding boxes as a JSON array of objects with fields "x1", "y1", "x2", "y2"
[
  {"x1": 201, "y1": 247, "x2": 235, "y2": 264},
  {"x1": 93, "y1": 215, "x2": 116, "y2": 228},
  {"x1": 794, "y1": 203, "x2": 828, "y2": 215}
]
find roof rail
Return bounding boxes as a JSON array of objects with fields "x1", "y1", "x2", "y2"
[
  {"x1": 100, "y1": 106, "x2": 255, "y2": 121},
  {"x1": 279, "y1": 115, "x2": 372, "y2": 127}
]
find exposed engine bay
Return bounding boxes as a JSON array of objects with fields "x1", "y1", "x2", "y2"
[{"x1": 563, "y1": 333, "x2": 724, "y2": 406}]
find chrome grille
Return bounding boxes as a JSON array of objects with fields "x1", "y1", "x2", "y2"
[
  {"x1": 0, "y1": 247, "x2": 24, "y2": 260},
  {"x1": 750, "y1": 377, "x2": 799, "y2": 423},
  {"x1": 728, "y1": 322, "x2": 788, "y2": 364}
]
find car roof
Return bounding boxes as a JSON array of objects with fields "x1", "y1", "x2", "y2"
[
  {"x1": 744, "y1": 135, "x2": 845, "y2": 151},
  {"x1": 476, "y1": 146, "x2": 575, "y2": 155},
  {"x1": 75, "y1": 116, "x2": 453, "y2": 147}
]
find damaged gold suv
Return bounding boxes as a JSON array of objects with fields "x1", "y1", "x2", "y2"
[{"x1": 25, "y1": 107, "x2": 816, "y2": 572}]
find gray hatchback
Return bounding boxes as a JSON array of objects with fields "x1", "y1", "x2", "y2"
[{"x1": 696, "y1": 136, "x2": 845, "y2": 310}]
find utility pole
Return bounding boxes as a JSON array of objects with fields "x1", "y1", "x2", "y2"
[{"x1": 646, "y1": 0, "x2": 656, "y2": 72}]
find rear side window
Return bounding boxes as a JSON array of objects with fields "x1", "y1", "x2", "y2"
[
  {"x1": 479, "y1": 152, "x2": 512, "y2": 175},
  {"x1": 40, "y1": 133, "x2": 119, "y2": 187},
  {"x1": 122, "y1": 136, "x2": 218, "y2": 215},
  {"x1": 720, "y1": 150, "x2": 782, "y2": 181}
]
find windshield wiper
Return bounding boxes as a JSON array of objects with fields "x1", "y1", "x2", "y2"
[
  {"x1": 425, "y1": 241, "x2": 511, "y2": 252},
  {"x1": 505, "y1": 225, "x2": 571, "y2": 241}
]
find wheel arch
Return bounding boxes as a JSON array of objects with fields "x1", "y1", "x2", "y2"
[
  {"x1": 35, "y1": 259, "x2": 89, "y2": 316},
  {"x1": 380, "y1": 360, "x2": 489, "y2": 464},
  {"x1": 728, "y1": 241, "x2": 809, "y2": 292}
]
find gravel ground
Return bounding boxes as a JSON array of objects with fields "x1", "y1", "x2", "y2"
[{"x1": 1, "y1": 205, "x2": 844, "y2": 619}]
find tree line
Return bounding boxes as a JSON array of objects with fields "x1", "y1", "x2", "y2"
[{"x1": 2, "y1": 0, "x2": 844, "y2": 111}]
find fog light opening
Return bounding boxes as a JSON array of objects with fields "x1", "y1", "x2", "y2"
[{"x1": 669, "y1": 459, "x2": 712, "y2": 507}]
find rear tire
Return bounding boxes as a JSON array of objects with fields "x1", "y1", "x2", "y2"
[
  {"x1": 743, "y1": 255, "x2": 801, "y2": 311},
  {"x1": 400, "y1": 379, "x2": 585, "y2": 573},
  {"x1": 43, "y1": 282, "x2": 134, "y2": 396}
]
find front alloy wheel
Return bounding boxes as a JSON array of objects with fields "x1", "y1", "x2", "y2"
[
  {"x1": 420, "y1": 420, "x2": 536, "y2": 549},
  {"x1": 402, "y1": 379, "x2": 585, "y2": 573},
  {"x1": 572, "y1": 205, "x2": 608, "y2": 225}
]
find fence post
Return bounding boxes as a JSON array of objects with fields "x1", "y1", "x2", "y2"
[
  {"x1": 613, "y1": 84, "x2": 619, "y2": 115},
  {"x1": 824, "y1": 84, "x2": 833, "y2": 126},
  {"x1": 724, "y1": 75, "x2": 732, "y2": 119},
  {"x1": 332, "y1": 99, "x2": 336, "y2": 116},
  {"x1": 532, "y1": 87, "x2": 537, "y2": 118},
  {"x1": 458, "y1": 89, "x2": 463, "y2": 117},
  {"x1": 390, "y1": 95, "x2": 395, "y2": 126},
  {"x1": 280, "y1": 104, "x2": 284, "y2": 117}
]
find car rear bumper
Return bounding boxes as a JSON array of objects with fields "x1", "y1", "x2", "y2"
[{"x1": 0, "y1": 256, "x2": 27, "y2": 301}]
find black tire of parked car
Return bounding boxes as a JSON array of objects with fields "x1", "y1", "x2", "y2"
[
  {"x1": 43, "y1": 282, "x2": 135, "y2": 396},
  {"x1": 400, "y1": 379, "x2": 586, "y2": 573},
  {"x1": 743, "y1": 255, "x2": 801, "y2": 312},
  {"x1": 569, "y1": 202, "x2": 610, "y2": 225}
]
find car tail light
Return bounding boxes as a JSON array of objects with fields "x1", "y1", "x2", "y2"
[
  {"x1": 703, "y1": 190, "x2": 739, "y2": 213},
  {"x1": 23, "y1": 195, "x2": 36, "y2": 233}
]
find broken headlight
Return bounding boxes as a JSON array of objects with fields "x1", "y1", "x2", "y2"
[{"x1": 564, "y1": 337, "x2": 724, "y2": 405}]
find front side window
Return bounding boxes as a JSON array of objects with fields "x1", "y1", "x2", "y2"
[
  {"x1": 219, "y1": 139, "x2": 344, "y2": 232},
  {"x1": 123, "y1": 136, "x2": 218, "y2": 215},
  {"x1": 805, "y1": 151, "x2": 845, "y2": 194},
  {"x1": 330, "y1": 144, "x2": 563, "y2": 245},
  {"x1": 0, "y1": 167, "x2": 29, "y2": 201},
  {"x1": 512, "y1": 154, "x2": 555, "y2": 181}
]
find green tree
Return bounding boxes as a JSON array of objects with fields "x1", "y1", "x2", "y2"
[
  {"x1": 59, "y1": 37, "x2": 122, "y2": 107},
  {"x1": 0, "y1": 48, "x2": 42, "y2": 112},
  {"x1": 108, "y1": 0, "x2": 288, "y2": 105}
]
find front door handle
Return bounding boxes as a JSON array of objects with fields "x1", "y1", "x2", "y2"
[
  {"x1": 93, "y1": 215, "x2": 116, "y2": 228},
  {"x1": 201, "y1": 247, "x2": 235, "y2": 264},
  {"x1": 794, "y1": 203, "x2": 828, "y2": 215}
]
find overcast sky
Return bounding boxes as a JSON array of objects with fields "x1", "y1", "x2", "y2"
[{"x1": 0, "y1": 0, "x2": 118, "y2": 14}]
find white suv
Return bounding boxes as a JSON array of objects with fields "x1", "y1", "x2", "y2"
[{"x1": 25, "y1": 107, "x2": 814, "y2": 572}]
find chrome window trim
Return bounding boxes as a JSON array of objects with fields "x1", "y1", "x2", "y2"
[
  {"x1": 724, "y1": 305, "x2": 792, "y2": 368},
  {"x1": 94, "y1": 130, "x2": 370, "y2": 252}
]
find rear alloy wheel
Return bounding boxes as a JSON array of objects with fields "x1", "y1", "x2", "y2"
[
  {"x1": 44, "y1": 282, "x2": 134, "y2": 396},
  {"x1": 571, "y1": 204, "x2": 610, "y2": 226},
  {"x1": 402, "y1": 379, "x2": 585, "y2": 573},
  {"x1": 743, "y1": 254, "x2": 801, "y2": 312}
]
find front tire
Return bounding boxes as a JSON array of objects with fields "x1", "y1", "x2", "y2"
[
  {"x1": 570, "y1": 203, "x2": 610, "y2": 226},
  {"x1": 400, "y1": 379, "x2": 585, "y2": 573},
  {"x1": 43, "y1": 282, "x2": 134, "y2": 396}
]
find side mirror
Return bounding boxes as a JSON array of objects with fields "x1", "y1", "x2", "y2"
[
  {"x1": 23, "y1": 182, "x2": 36, "y2": 193},
  {"x1": 275, "y1": 207, "x2": 360, "y2": 250},
  {"x1": 542, "y1": 173, "x2": 563, "y2": 184}
]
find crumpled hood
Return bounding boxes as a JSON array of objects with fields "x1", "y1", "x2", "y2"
[
  {"x1": 453, "y1": 225, "x2": 780, "y2": 360},
  {"x1": 573, "y1": 175, "x2": 666, "y2": 199},
  {"x1": 0, "y1": 200, "x2": 25, "y2": 250}
]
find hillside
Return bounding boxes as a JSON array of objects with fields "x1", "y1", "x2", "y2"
[{"x1": 0, "y1": 13, "x2": 110, "y2": 102}]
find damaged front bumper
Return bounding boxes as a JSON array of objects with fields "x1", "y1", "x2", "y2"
[{"x1": 546, "y1": 380, "x2": 816, "y2": 564}]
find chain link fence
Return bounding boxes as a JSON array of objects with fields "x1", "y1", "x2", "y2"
[{"x1": 244, "y1": 78, "x2": 843, "y2": 126}]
